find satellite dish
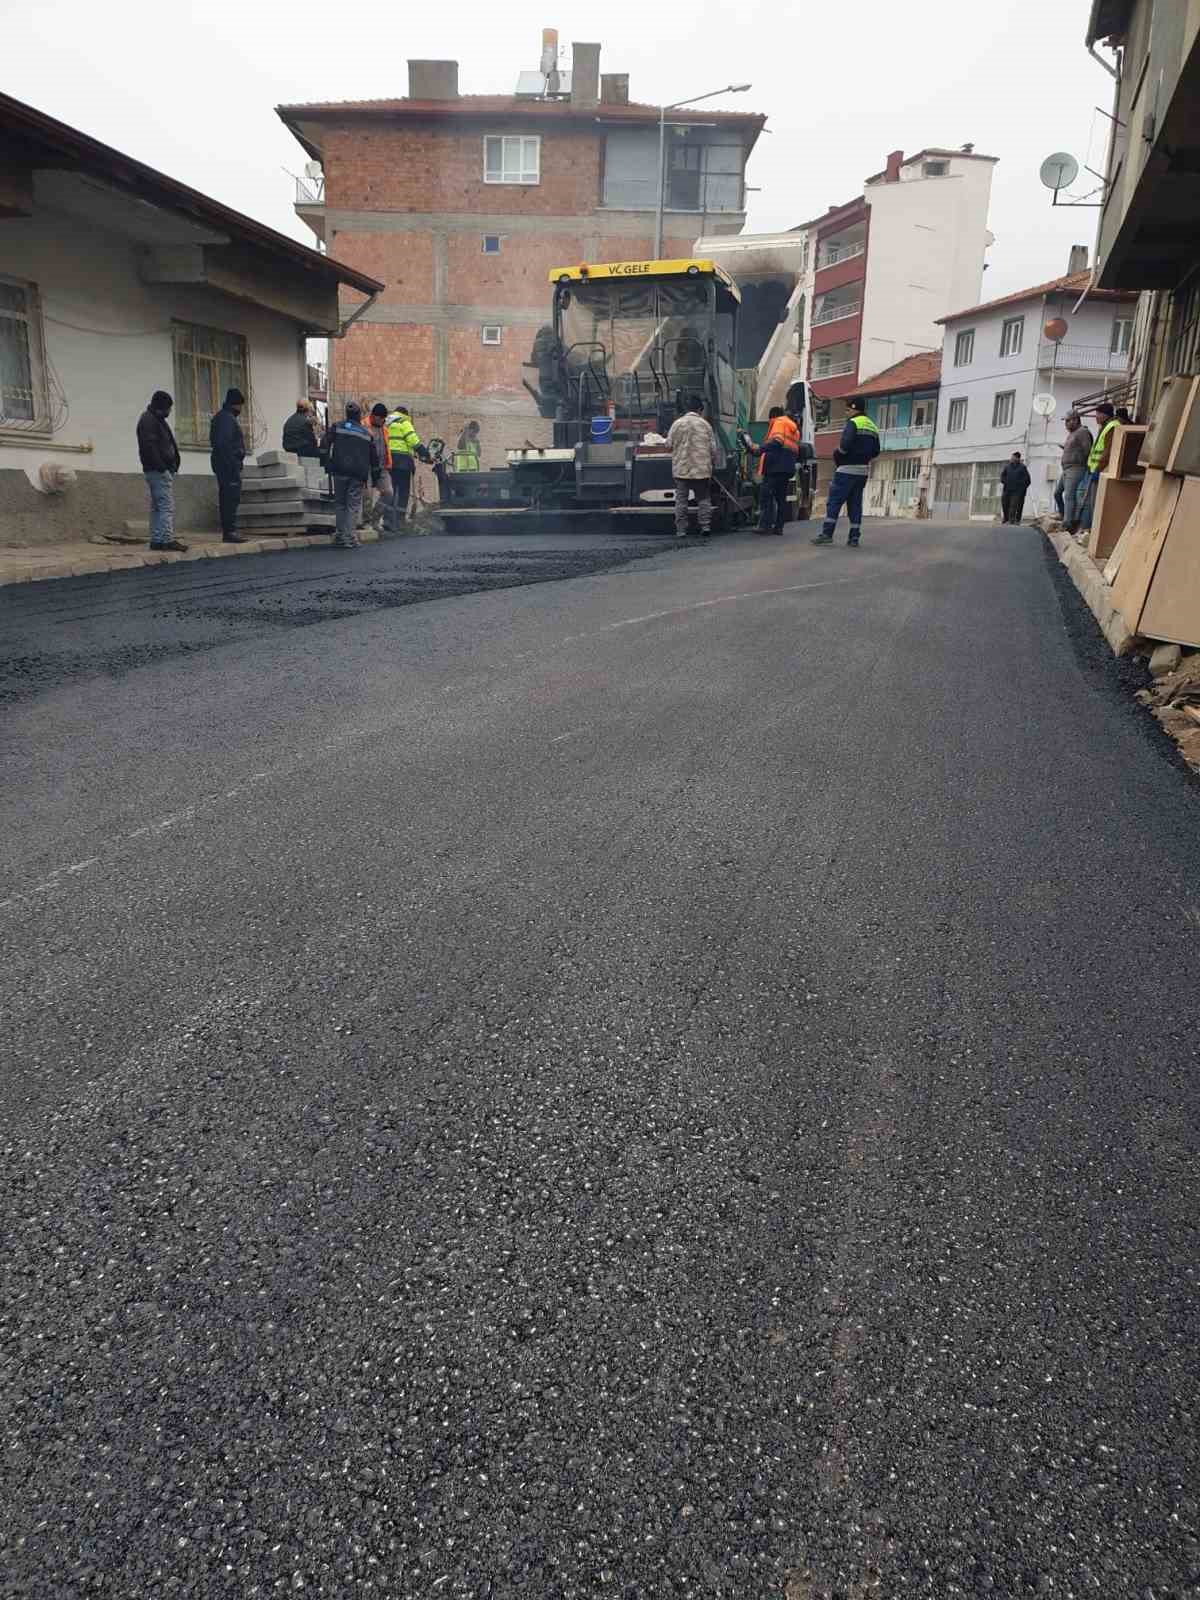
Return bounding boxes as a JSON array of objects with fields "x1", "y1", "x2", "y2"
[
  {"x1": 1044, "y1": 317, "x2": 1069, "y2": 342},
  {"x1": 1039, "y1": 152, "x2": 1080, "y2": 192},
  {"x1": 1032, "y1": 393, "x2": 1058, "y2": 417}
]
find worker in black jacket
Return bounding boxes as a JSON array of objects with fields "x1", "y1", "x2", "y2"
[
  {"x1": 319, "y1": 402, "x2": 379, "y2": 549},
  {"x1": 1000, "y1": 452, "x2": 1032, "y2": 525},
  {"x1": 209, "y1": 388, "x2": 248, "y2": 542},
  {"x1": 136, "y1": 390, "x2": 187, "y2": 553}
]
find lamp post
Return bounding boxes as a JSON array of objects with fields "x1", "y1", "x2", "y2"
[{"x1": 654, "y1": 82, "x2": 751, "y2": 260}]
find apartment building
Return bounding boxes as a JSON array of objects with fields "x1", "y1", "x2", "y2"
[
  {"x1": 854, "y1": 352, "x2": 941, "y2": 518},
  {"x1": 795, "y1": 147, "x2": 996, "y2": 468},
  {"x1": 929, "y1": 259, "x2": 1136, "y2": 521},
  {"x1": 277, "y1": 40, "x2": 765, "y2": 462}
]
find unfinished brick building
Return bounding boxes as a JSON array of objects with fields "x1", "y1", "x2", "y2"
[{"x1": 278, "y1": 41, "x2": 764, "y2": 463}]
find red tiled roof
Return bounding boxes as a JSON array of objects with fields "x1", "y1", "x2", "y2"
[
  {"x1": 279, "y1": 94, "x2": 764, "y2": 125},
  {"x1": 854, "y1": 351, "x2": 942, "y2": 396},
  {"x1": 935, "y1": 269, "x2": 1135, "y2": 324}
]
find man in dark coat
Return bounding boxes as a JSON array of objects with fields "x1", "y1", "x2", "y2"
[
  {"x1": 209, "y1": 388, "x2": 248, "y2": 542},
  {"x1": 136, "y1": 390, "x2": 187, "y2": 552},
  {"x1": 1000, "y1": 452, "x2": 1032, "y2": 525}
]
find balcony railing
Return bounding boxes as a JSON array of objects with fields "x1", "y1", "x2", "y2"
[
  {"x1": 812, "y1": 299, "x2": 862, "y2": 327},
  {"x1": 879, "y1": 426, "x2": 934, "y2": 451},
  {"x1": 812, "y1": 358, "x2": 856, "y2": 379},
  {"x1": 295, "y1": 174, "x2": 325, "y2": 205},
  {"x1": 1038, "y1": 341, "x2": 1131, "y2": 372},
  {"x1": 817, "y1": 241, "x2": 866, "y2": 270}
]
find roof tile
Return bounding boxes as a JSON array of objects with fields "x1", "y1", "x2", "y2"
[
  {"x1": 935, "y1": 269, "x2": 1135, "y2": 324},
  {"x1": 853, "y1": 352, "x2": 942, "y2": 397}
]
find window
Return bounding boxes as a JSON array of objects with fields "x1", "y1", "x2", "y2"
[
  {"x1": 0, "y1": 276, "x2": 48, "y2": 429},
  {"x1": 482, "y1": 235, "x2": 502, "y2": 255},
  {"x1": 1111, "y1": 317, "x2": 1133, "y2": 355},
  {"x1": 602, "y1": 130, "x2": 743, "y2": 213},
  {"x1": 947, "y1": 397, "x2": 968, "y2": 432},
  {"x1": 481, "y1": 325, "x2": 503, "y2": 346},
  {"x1": 991, "y1": 390, "x2": 1016, "y2": 428},
  {"x1": 912, "y1": 398, "x2": 935, "y2": 429},
  {"x1": 954, "y1": 328, "x2": 975, "y2": 366},
  {"x1": 876, "y1": 400, "x2": 900, "y2": 430},
  {"x1": 484, "y1": 135, "x2": 540, "y2": 186},
  {"x1": 999, "y1": 316, "x2": 1024, "y2": 358},
  {"x1": 923, "y1": 160, "x2": 949, "y2": 177},
  {"x1": 894, "y1": 455, "x2": 923, "y2": 507},
  {"x1": 172, "y1": 321, "x2": 251, "y2": 448}
]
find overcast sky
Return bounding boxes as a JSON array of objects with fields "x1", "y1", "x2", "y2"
[{"x1": 9, "y1": 0, "x2": 1114, "y2": 303}]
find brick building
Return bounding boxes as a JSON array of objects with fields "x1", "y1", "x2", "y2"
[{"x1": 278, "y1": 43, "x2": 764, "y2": 462}]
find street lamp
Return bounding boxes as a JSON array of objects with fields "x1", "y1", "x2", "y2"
[{"x1": 654, "y1": 83, "x2": 752, "y2": 259}]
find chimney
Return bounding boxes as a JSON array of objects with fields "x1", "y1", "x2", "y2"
[
  {"x1": 407, "y1": 60, "x2": 459, "y2": 100},
  {"x1": 571, "y1": 42, "x2": 601, "y2": 106},
  {"x1": 1068, "y1": 243, "x2": 1089, "y2": 275},
  {"x1": 601, "y1": 73, "x2": 630, "y2": 104},
  {"x1": 884, "y1": 150, "x2": 903, "y2": 182}
]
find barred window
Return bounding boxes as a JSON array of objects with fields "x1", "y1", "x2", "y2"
[
  {"x1": 0, "y1": 276, "x2": 48, "y2": 429},
  {"x1": 172, "y1": 322, "x2": 251, "y2": 447}
]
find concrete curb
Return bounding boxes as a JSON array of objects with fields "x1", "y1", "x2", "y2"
[
  {"x1": 1043, "y1": 526, "x2": 1138, "y2": 657},
  {"x1": 0, "y1": 529, "x2": 386, "y2": 589}
]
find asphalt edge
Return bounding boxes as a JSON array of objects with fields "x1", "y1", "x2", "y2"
[{"x1": 0, "y1": 528, "x2": 391, "y2": 588}]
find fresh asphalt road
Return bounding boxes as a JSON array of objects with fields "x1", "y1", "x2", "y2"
[{"x1": 2, "y1": 523, "x2": 1198, "y2": 1599}]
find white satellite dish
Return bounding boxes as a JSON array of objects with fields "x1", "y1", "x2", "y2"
[
  {"x1": 1032, "y1": 392, "x2": 1058, "y2": 417},
  {"x1": 1039, "y1": 152, "x2": 1080, "y2": 193},
  {"x1": 304, "y1": 161, "x2": 322, "y2": 179}
]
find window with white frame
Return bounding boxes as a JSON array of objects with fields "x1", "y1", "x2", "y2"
[
  {"x1": 482, "y1": 235, "x2": 502, "y2": 255},
  {"x1": 481, "y1": 325, "x2": 503, "y2": 346},
  {"x1": 171, "y1": 321, "x2": 251, "y2": 448},
  {"x1": 999, "y1": 315, "x2": 1024, "y2": 357},
  {"x1": 912, "y1": 397, "x2": 935, "y2": 429},
  {"x1": 876, "y1": 400, "x2": 900, "y2": 430},
  {"x1": 992, "y1": 390, "x2": 1016, "y2": 428},
  {"x1": 484, "y1": 136, "x2": 540, "y2": 185},
  {"x1": 954, "y1": 328, "x2": 975, "y2": 366},
  {"x1": 1111, "y1": 317, "x2": 1133, "y2": 355},
  {"x1": 0, "y1": 276, "x2": 48, "y2": 428},
  {"x1": 947, "y1": 396, "x2": 968, "y2": 432}
]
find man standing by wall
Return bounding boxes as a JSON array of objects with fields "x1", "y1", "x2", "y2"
[
  {"x1": 386, "y1": 405, "x2": 423, "y2": 527},
  {"x1": 667, "y1": 395, "x2": 717, "y2": 538},
  {"x1": 1059, "y1": 412, "x2": 1093, "y2": 533},
  {"x1": 136, "y1": 390, "x2": 187, "y2": 553},
  {"x1": 209, "y1": 388, "x2": 248, "y2": 543},
  {"x1": 812, "y1": 398, "x2": 879, "y2": 548},
  {"x1": 1079, "y1": 402, "x2": 1117, "y2": 537},
  {"x1": 1000, "y1": 452, "x2": 1032, "y2": 525}
]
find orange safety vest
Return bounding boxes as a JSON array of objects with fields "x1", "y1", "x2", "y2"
[{"x1": 760, "y1": 414, "x2": 801, "y2": 474}]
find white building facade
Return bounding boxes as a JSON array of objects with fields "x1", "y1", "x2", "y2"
[
  {"x1": 0, "y1": 93, "x2": 380, "y2": 546},
  {"x1": 930, "y1": 264, "x2": 1137, "y2": 521}
]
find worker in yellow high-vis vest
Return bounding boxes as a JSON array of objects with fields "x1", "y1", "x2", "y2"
[
  {"x1": 385, "y1": 406, "x2": 422, "y2": 526},
  {"x1": 812, "y1": 398, "x2": 880, "y2": 548},
  {"x1": 1079, "y1": 401, "x2": 1117, "y2": 536}
]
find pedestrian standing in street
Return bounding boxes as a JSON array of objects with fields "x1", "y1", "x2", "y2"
[
  {"x1": 1078, "y1": 402, "x2": 1117, "y2": 536},
  {"x1": 320, "y1": 401, "x2": 378, "y2": 549},
  {"x1": 1000, "y1": 452, "x2": 1032, "y2": 525},
  {"x1": 744, "y1": 408, "x2": 798, "y2": 536},
  {"x1": 667, "y1": 395, "x2": 717, "y2": 538},
  {"x1": 1058, "y1": 412, "x2": 1093, "y2": 533},
  {"x1": 282, "y1": 399, "x2": 323, "y2": 488},
  {"x1": 136, "y1": 390, "x2": 188, "y2": 553},
  {"x1": 386, "y1": 405, "x2": 422, "y2": 527},
  {"x1": 209, "y1": 388, "x2": 248, "y2": 543},
  {"x1": 366, "y1": 404, "x2": 394, "y2": 532},
  {"x1": 812, "y1": 398, "x2": 879, "y2": 547}
]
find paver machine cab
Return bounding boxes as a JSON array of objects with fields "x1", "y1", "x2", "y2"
[{"x1": 440, "y1": 259, "x2": 758, "y2": 530}]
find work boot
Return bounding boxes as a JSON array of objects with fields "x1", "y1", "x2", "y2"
[
  {"x1": 811, "y1": 532, "x2": 833, "y2": 545},
  {"x1": 848, "y1": 529, "x2": 861, "y2": 547},
  {"x1": 223, "y1": 532, "x2": 249, "y2": 544}
]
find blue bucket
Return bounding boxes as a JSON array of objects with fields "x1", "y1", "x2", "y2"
[{"x1": 590, "y1": 415, "x2": 614, "y2": 443}]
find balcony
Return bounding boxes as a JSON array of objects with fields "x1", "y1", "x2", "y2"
[
  {"x1": 812, "y1": 298, "x2": 862, "y2": 327},
  {"x1": 880, "y1": 426, "x2": 934, "y2": 451},
  {"x1": 295, "y1": 174, "x2": 324, "y2": 205},
  {"x1": 1038, "y1": 341, "x2": 1132, "y2": 373},
  {"x1": 817, "y1": 240, "x2": 865, "y2": 270},
  {"x1": 813, "y1": 358, "x2": 856, "y2": 379}
]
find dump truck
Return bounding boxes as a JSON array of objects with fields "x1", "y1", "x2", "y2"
[{"x1": 438, "y1": 257, "x2": 815, "y2": 533}]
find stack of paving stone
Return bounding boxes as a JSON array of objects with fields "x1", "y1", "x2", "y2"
[{"x1": 239, "y1": 450, "x2": 335, "y2": 535}]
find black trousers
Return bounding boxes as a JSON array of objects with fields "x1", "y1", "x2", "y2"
[
  {"x1": 758, "y1": 474, "x2": 791, "y2": 532},
  {"x1": 217, "y1": 476, "x2": 242, "y2": 535},
  {"x1": 1002, "y1": 490, "x2": 1026, "y2": 525}
]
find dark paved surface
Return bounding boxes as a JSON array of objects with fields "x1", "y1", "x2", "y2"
[{"x1": 2, "y1": 523, "x2": 1198, "y2": 1599}]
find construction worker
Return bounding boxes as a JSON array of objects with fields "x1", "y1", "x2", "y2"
[
  {"x1": 1079, "y1": 401, "x2": 1117, "y2": 535},
  {"x1": 743, "y1": 408, "x2": 798, "y2": 535},
  {"x1": 386, "y1": 405, "x2": 422, "y2": 526},
  {"x1": 667, "y1": 395, "x2": 718, "y2": 538},
  {"x1": 366, "y1": 404, "x2": 394, "y2": 531},
  {"x1": 319, "y1": 401, "x2": 379, "y2": 549},
  {"x1": 454, "y1": 420, "x2": 481, "y2": 471},
  {"x1": 812, "y1": 397, "x2": 880, "y2": 548}
]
